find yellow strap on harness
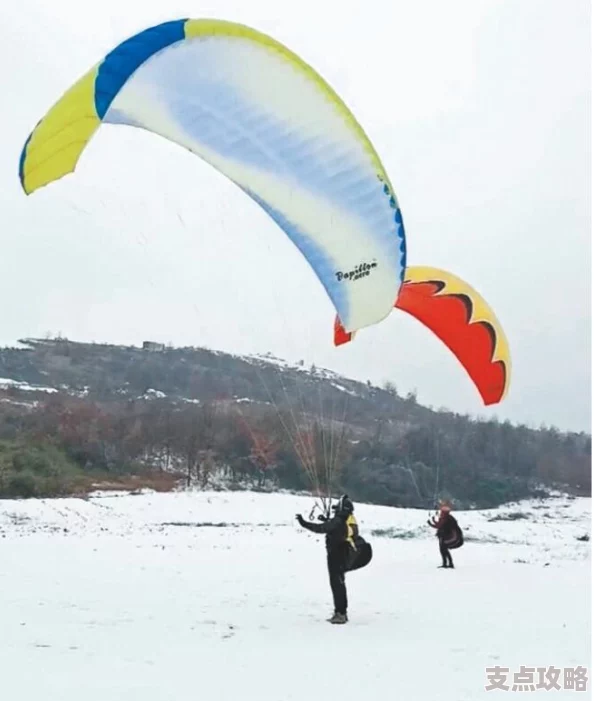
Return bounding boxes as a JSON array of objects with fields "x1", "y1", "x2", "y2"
[{"x1": 346, "y1": 514, "x2": 358, "y2": 549}]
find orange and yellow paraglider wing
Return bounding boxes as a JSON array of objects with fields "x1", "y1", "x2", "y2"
[{"x1": 397, "y1": 266, "x2": 511, "y2": 405}]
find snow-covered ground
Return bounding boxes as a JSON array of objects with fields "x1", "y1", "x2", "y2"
[{"x1": 0, "y1": 491, "x2": 590, "y2": 700}]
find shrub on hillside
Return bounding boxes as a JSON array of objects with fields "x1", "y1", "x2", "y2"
[{"x1": 0, "y1": 440, "x2": 84, "y2": 498}]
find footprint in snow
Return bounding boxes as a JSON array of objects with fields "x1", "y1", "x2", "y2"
[{"x1": 221, "y1": 624, "x2": 236, "y2": 640}]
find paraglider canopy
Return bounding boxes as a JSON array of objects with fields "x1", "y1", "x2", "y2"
[
  {"x1": 334, "y1": 265, "x2": 511, "y2": 406},
  {"x1": 18, "y1": 17, "x2": 407, "y2": 336}
]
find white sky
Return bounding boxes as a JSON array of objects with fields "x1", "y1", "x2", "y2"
[{"x1": 0, "y1": 0, "x2": 590, "y2": 432}]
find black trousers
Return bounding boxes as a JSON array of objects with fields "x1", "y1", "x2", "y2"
[
  {"x1": 439, "y1": 538, "x2": 453, "y2": 566},
  {"x1": 327, "y1": 550, "x2": 348, "y2": 614}
]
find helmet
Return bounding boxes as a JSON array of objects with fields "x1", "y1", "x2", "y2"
[{"x1": 332, "y1": 494, "x2": 354, "y2": 515}]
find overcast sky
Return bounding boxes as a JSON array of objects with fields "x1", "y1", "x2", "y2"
[{"x1": 0, "y1": 0, "x2": 590, "y2": 433}]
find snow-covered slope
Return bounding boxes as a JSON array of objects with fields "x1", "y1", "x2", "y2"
[{"x1": 1, "y1": 491, "x2": 590, "y2": 700}]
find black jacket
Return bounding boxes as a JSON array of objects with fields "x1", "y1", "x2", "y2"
[
  {"x1": 429, "y1": 511, "x2": 457, "y2": 539},
  {"x1": 297, "y1": 512, "x2": 353, "y2": 553},
  {"x1": 429, "y1": 511, "x2": 462, "y2": 547}
]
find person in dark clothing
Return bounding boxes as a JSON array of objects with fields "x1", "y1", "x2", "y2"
[
  {"x1": 296, "y1": 494, "x2": 359, "y2": 624},
  {"x1": 428, "y1": 500, "x2": 463, "y2": 568}
]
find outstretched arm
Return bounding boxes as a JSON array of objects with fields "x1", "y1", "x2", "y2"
[{"x1": 428, "y1": 513, "x2": 446, "y2": 529}]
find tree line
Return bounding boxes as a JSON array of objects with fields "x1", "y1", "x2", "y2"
[{"x1": 0, "y1": 392, "x2": 589, "y2": 506}]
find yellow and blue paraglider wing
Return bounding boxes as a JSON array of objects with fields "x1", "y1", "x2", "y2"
[
  {"x1": 19, "y1": 18, "x2": 407, "y2": 335},
  {"x1": 18, "y1": 65, "x2": 102, "y2": 194}
]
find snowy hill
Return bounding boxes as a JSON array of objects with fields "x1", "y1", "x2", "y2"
[
  {"x1": 0, "y1": 337, "x2": 590, "y2": 508},
  {"x1": 0, "y1": 337, "x2": 423, "y2": 424},
  {"x1": 1, "y1": 490, "x2": 590, "y2": 700}
]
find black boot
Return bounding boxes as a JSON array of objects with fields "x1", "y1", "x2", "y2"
[{"x1": 328, "y1": 611, "x2": 348, "y2": 624}]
